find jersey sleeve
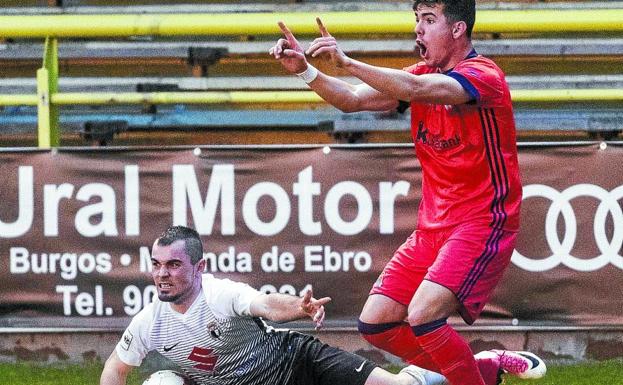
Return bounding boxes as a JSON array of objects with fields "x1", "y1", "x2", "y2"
[
  {"x1": 203, "y1": 275, "x2": 263, "y2": 317},
  {"x1": 446, "y1": 59, "x2": 506, "y2": 106},
  {"x1": 115, "y1": 303, "x2": 155, "y2": 367},
  {"x1": 403, "y1": 61, "x2": 429, "y2": 75}
]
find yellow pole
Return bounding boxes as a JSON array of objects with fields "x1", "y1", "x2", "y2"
[
  {"x1": 37, "y1": 37, "x2": 60, "y2": 148},
  {"x1": 510, "y1": 89, "x2": 623, "y2": 103},
  {"x1": 0, "y1": 95, "x2": 38, "y2": 105},
  {"x1": 0, "y1": 10, "x2": 622, "y2": 38},
  {"x1": 1, "y1": 89, "x2": 623, "y2": 107},
  {"x1": 36, "y1": 67, "x2": 52, "y2": 148},
  {"x1": 51, "y1": 91, "x2": 324, "y2": 105},
  {"x1": 52, "y1": 89, "x2": 623, "y2": 104}
]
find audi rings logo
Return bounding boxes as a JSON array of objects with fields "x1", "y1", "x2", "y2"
[{"x1": 512, "y1": 184, "x2": 623, "y2": 272}]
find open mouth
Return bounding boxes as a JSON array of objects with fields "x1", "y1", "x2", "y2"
[
  {"x1": 158, "y1": 283, "x2": 173, "y2": 290},
  {"x1": 416, "y1": 40, "x2": 428, "y2": 58}
]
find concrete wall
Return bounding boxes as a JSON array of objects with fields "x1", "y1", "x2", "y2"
[{"x1": 1, "y1": 327, "x2": 622, "y2": 367}]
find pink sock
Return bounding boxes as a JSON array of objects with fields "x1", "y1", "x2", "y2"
[
  {"x1": 413, "y1": 321, "x2": 486, "y2": 385},
  {"x1": 359, "y1": 321, "x2": 439, "y2": 371}
]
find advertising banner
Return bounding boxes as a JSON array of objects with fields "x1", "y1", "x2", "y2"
[{"x1": 0, "y1": 143, "x2": 621, "y2": 327}]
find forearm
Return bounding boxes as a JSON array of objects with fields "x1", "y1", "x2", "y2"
[
  {"x1": 307, "y1": 71, "x2": 367, "y2": 113},
  {"x1": 306, "y1": 69, "x2": 398, "y2": 113},
  {"x1": 342, "y1": 58, "x2": 470, "y2": 105},
  {"x1": 100, "y1": 351, "x2": 132, "y2": 385},
  {"x1": 252, "y1": 293, "x2": 307, "y2": 323},
  {"x1": 100, "y1": 367, "x2": 127, "y2": 385},
  {"x1": 342, "y1": 58, "x2": 420, "y2": 102}
]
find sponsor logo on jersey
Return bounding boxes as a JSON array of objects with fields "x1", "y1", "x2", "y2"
[
  {"x1": 416, "y1": 121, "x2": 461, "y2": 151},
  {"x1": 163, "y1": 342, "x2": 180, "y2": 352},
  {"x1": 121, "y1": 331, "x2": 133, "y2": 351},
  {"x1": 188, "y1": 347, "x2": 219, "y2": 372}
]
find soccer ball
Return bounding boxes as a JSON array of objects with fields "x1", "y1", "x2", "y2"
[{"x1": 141, "y1": 370, "x2": 188, "y2": 385}]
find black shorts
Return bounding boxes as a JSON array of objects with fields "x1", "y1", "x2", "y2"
[{"x1": 285, "y1": 332, "x2": 377, "y2": 385}]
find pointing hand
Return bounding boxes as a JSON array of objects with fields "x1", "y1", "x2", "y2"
[
  {"x1": 300, "y1": 287, "x2": 331, "y2": 330},
  {"x1": 306, "y1": 17, "x2": 350, "y2": 68},
  {"x1": 269, "y1": 21, "x2": 308, "y2": 74}
]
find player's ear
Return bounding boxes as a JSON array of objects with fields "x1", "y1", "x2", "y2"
[
  {"x1": 452, "y1": 21, "x2": 467, "y2": 38},
  {"x1": 195, "y1": 258, "x2": 206, "y2": 276}
]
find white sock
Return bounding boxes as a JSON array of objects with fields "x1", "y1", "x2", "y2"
[{"x1": 419, "y1": 368, "x2": 448, "y2": 385}]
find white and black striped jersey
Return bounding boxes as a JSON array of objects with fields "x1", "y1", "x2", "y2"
[{"x1": 115, "y1": 274, "x2": 296, "y2": 385}]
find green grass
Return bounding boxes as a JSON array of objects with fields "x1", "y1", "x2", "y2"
[
  {"x1": 0, "y1": 359, "x2": 621, "y2": 384},
  {"x1": 0, "y1": 362, "x2": 142, "y2": 385},
  {"x1": 503, "y1": 359, "x2": 623, "y2": 385}
]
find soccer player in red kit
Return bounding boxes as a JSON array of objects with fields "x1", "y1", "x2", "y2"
[{"x1": 270, "y1": 1, "x2": 546, "y2": 385}]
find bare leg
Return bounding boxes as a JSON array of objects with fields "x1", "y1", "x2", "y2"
[
  {"x1": 409, "y1": 281, "x2": 485, "y2": 385},
  {"x1": 359, "y1": 294, "x2": 439, "y2": 371},
  {"x1": 360, "y1": 294, "x2": 408, "y2": 323},
  {"x1": 407, "y1": 280, "x2": 459, "y2": 325}
]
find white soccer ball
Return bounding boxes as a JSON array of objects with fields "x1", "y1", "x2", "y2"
[{"x1": 141, "y1": 370, "x2": 187, "y2": 385}]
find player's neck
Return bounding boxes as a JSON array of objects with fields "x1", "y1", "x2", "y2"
[
  {"x1": 440, "y1": 41, "x2": 474, "y2": 72},
  {"x1": 170, "y1": 286, "x2": 202, "y2": 314}
]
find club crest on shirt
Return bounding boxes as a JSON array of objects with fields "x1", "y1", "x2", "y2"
[{"x1": 207, "y1": 321, "x2": 222, "y2": 339}]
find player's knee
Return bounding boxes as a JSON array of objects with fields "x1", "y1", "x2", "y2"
[
  {"x1": 408, "y1": 294, "x2": 458, "y2": 326},
  {"x1": 407, "y1": 305, "x2": 433, "y2": 326}
]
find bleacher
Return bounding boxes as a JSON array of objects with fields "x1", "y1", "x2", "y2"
[{"x1": 0, "y1": 1, "x2": 622, "y2": 146}]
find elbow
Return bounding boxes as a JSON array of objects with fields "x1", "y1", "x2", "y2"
[
  {"x1": 337, "y1": 105, "x2": 358, "y2": 113},
  {"x1": 335, "y1": 99, "x2": 362, "y2": 113},
  {"x1": 400, "y1": 88, "x2": 421, "y2": 103}
]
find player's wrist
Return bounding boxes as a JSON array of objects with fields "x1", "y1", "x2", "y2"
[
  {"x1": 296, "y1": 63, "x2": 319, "y2": 84},
  {"x1": 339, "y1": 56, "x2": 355, "y2": 70}
]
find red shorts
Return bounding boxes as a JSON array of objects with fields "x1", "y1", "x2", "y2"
[{"x1": 369, "y1": 222, "x2": 517, "y2": 324}]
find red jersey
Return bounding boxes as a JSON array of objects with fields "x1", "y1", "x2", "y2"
[{"x1": 405, "y1": 53, "x2": 521, "y2": 232}]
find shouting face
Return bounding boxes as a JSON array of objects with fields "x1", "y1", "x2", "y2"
[
  {"x1": 151, "y1": 239, "x2": 203, "y2": 312},
  {"x1": 414, "y1": 3, "x2": 460, "y2": 71}
]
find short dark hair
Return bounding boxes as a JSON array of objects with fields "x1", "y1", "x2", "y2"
[
  {"x1": 413, "y1": 0, "x2": 476, "y2": 38},
  {"x1": 156, "y1": 226, "x2": 203, "y2": 264}
]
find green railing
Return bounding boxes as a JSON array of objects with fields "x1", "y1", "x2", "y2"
[{"x1": 0, "y1": 9, "x2": 622, "y2": 147}]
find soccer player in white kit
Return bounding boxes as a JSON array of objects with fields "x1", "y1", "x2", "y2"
[{"x1": 100, "y1": 226, "x2": 439, "y2": 385}]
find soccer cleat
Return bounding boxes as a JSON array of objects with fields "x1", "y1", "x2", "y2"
[
  {"x1": 399, "y1": 365, "x2": 428, "y2": 385},
  {"x1": 475, "y1": 350, "x2": 547, "y2": 380}
]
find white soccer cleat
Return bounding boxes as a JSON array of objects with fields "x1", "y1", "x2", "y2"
[{"x1": 475, "y1": 350, "x2": 547, "y2": 380}]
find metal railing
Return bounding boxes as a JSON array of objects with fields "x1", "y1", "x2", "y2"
[
  {"x1": 1, "y1": 10, "x2": 623, "y2": 37},
  {"x1": 0, "y1": 9, "x2": 622, "y2": 147},
  {"x1": 2, "y1": 89, "x2": 623, "y2": 107}
]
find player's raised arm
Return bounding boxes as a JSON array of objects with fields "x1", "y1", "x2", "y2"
[
  {"x1": 249, "y1": 287, "x2": 331, "y2": 330},
  {"x1": 308, "y1": 17, "x2": 471, "y2": 106},
  {"x1": 269, "y1": 21, "x2": 398, "y2": 113}
]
